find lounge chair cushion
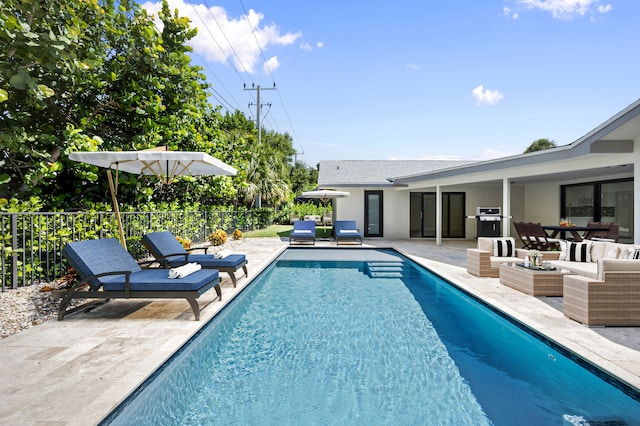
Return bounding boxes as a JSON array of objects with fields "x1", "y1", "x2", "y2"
[
  {"x1": 142, "y1": 232, "x2": 247, "y2": 268},
  {"x1": 290, "y1": 220, "x2": 316, "y2": 244},
  {"x1": 164, "y1": 253, "x2": 246, "y2": 269},
  {"x1": 64, "y1": 238, "x2": 142, "y2": 290},
  {"x1": 100, "y1": 268, "x2": 217, "y2": 292}
]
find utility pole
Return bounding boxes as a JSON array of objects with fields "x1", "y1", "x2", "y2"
[
  {"x1": 244, "y1": 83, "x2": 275, "y2": 143},
  {"x1": 244, "y1": 83, "x2": 275, "y2": 208}
]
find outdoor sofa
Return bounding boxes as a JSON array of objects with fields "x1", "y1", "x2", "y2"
[
  {"x1": 548, "y1": 239, "x2": 640, "y2": 326},
  {"x1": 466, "y1": 237, "x2": 546, "y2": 278},
  {"x1": 142, "y1": 231, "x2": 248, "y2": 287},
  {"x1": 61, "y1": 238, "x2": 221, "y2": 321}
]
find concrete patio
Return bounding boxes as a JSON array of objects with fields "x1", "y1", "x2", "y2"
[{"x1": 1, "y1": 237, "x2": 639, "y2": 425}]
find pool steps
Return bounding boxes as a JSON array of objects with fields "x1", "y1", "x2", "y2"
[{"x1": 365, "y1": 261, "x2": 416, "y2": 279}]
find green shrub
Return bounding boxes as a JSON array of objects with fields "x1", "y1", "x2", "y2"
[{"x1": 208, "y1": 229, "x2": 227, "y2": 246}]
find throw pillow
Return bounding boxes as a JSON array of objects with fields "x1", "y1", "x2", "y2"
[
  {"x1": 605, "y1": 246, "x2": 620, "y2": 259},
  {"x1": 564, "y1": 241, "x2": 592, "y2": 262},
  {"x1": 492, "y1": 238, "x2": 515, "y2": 257},
  {"x1": 627, "y1": 248, "x2": 640, "y2": 260}
]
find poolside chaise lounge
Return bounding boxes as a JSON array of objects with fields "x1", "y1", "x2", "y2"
[
  {"x1": 289, "y1": 220, "x2": 316, "y2": 245},
  {"x1": 142, "y1": 231, "x2": 248, "y2": 287},
  {"x1": 334, "y1": 220, "x2": 362, "y2": 245},
  {"x1": 61, "y1": 238, "x2": 221, "y2": 321}
]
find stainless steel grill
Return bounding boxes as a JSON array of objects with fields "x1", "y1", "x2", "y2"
[{"x1": 475, "y1": 207, "x2": 501, "y2": 237}]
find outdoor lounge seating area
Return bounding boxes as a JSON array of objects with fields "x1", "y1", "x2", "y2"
[
  {"x1": 61, "y1": 238, "x2": 222, "y2": 321},
  {"x1": 142, "y1": 231, "x2": 248, "y2": 287},
  {"x1": 467, "y1": 236, "x2": 640, "y2": 326}
]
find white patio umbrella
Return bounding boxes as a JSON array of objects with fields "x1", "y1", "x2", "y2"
[
  {"x1": 300, "y1": 189, "x2": 350, "y2": 205},
  {"x1": 301, "y1": 189, "x2": 350, "y2": 227},
  {"x1": 69, "y1": 149, "x2": 237, "y2": 249}
]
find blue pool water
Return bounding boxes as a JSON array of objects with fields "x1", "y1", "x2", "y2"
[{"x1": 104, "y1": 249, "x2": 640, "y2": 425}]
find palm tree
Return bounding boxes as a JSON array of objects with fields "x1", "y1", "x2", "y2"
[{"x1": 524, "y1": 138, "x2": 557, "y2": 153}]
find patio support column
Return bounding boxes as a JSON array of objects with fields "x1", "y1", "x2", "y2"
[
  {"x1": 502, "y1": 178, "x2": 511, "y2": 237},
  {"x1": 635, "y1": 158, "x2": 640, "y2": 244},
  {"x1": 436, "y1": 185, "x2": 442, "y2": 246}
]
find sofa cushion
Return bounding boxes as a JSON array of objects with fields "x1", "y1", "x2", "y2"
[
  {"x1": 492, "y1": 238, "x2": 515, "y2": 257},
  {"x1": 477, "y1": 237, "x2": 494, "y2": 253},
  {"x1": 552, "y1": 260, "x2": 598, "y2": 279},
  {"x1": 559, "y1": 241, "x2": 592, "y2": 262},
  {"x1": 597, "y1": 258, "x2": 640, "y2": 281},
  {"x1": 490, "y1": 256, "x2": 522, "y2": 267}
]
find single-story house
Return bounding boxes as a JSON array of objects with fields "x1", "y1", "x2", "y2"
[{"x1": 319, "y1": 98, "x2": 640, "y2": 245}]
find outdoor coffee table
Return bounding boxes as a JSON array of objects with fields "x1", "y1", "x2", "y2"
[{"x1": 499, "y1": 263, "x2": 575, "y2": 296}]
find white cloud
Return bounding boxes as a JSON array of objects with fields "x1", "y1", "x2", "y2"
[
  {"x1": 263, "y1": 56, "x2": 279, "y2": 73},
  {"x1": 598, "y1": 4, "x2": 613, "y2": 13},
  {"x1": 472, "y1": 85, "x2": 504, "y2": 106},
  {"x1": 140, "y1": 0, "x2": 301, "y2": 74},
  {"x1": 300, "y1": 41, "x2": 324, "y2": 51},
  {"x1": 502, "y1": 6, "x2": 519, "y2": 19},
  {"x1": 515, "y1": 0, "x2": 611, "y2": 20},
  {"x1": 407, "y1": 63, "x2": 421, "y2": 70}
]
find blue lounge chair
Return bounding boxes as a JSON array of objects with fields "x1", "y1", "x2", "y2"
[
  {"x1": 334, "y1": 220, "x2": 363, "y2": 245},
  {"x1": 142, "y1": 231, "x2": 248, "y2": 287},
  {"x1": 289, "y1": 220, "x2": 316, "y2": 245},
  {"x1": 61, "y1": 238, "x2": 221, "y2": 321}
]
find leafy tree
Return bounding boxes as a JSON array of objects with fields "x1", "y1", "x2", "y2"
[
  {"x1": 0, "y1": 0, "x2": 108, "y2": 199},
  {"x1": 524, "y1": 138, "x2": 557, "y2": 153},
  {"x1": 290, "y1": 161, "x2": 318, "y2": 195},
  {"x1": 0, "y1": 0, "x2": 311, "y2": 212}
]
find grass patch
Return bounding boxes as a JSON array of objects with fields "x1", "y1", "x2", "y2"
[{"x1": 244, "y1": 224, "x2": 333, "y2": 239}]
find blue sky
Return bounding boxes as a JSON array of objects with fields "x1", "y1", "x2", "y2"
[{"x1": 141, "y1": 0, "x2": 640, "y2": 167}]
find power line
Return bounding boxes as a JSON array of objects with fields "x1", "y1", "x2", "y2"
[
  {"x1": 238, "y1": 0, "x2": 305, "y2": 158},
  {"x1": 200, "y1": 0, "x2": 255, "y2": 86}
]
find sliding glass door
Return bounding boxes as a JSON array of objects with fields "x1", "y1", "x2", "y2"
[{"x1": 410, "y1": 192, "x2": 465, "y2": 238}]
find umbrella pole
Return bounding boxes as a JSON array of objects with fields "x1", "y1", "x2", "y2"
[{"x1": 107, "y1": 169, "x2": 127, "y2": 250}]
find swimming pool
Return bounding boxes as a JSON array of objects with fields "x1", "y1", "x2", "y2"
[{"x1": 103, "y1": 248, "x2": 640, "y2": 425}]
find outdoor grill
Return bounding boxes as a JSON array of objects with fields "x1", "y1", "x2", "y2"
[{"x1": 474, "y1": 207, "x2": 501, "y2": 237}]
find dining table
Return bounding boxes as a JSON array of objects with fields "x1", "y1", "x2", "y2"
[{"x1": 541, "y1": 225, "x2": 604, "y2": 242}]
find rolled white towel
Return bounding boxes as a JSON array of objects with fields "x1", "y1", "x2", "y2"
[
  {"x1": 214, "y1": 250, "x2": 232, "y2": 259},
  {"x1": 168, "y1": 262, "x2": 202, "y2": 279}
]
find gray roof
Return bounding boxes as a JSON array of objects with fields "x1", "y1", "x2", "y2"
[{"x1": 318, "y1": 160, "x2": 473, "y2": 187}]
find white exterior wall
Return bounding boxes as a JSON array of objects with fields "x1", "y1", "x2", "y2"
[
  {"x1": 384, "y1": 189, "x2": 410, "y2": 238},
  {"x1": 522, "y1": 182, "x2": 561, "y2": 225},
  {"x1": 334, "y1": 187, "x2": 409, "y2": 239},
  {"x1": 333, "y1": 188, "x2": 364, "y2": 232}
]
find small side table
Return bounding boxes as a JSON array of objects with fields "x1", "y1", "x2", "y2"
[{"x1": 499, "y1": 263, "x2": 574, "y2": 296}]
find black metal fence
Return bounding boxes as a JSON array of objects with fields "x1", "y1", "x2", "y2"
[{"x1": 1, "y1": 210, "x2": 268, "y2": 290}]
